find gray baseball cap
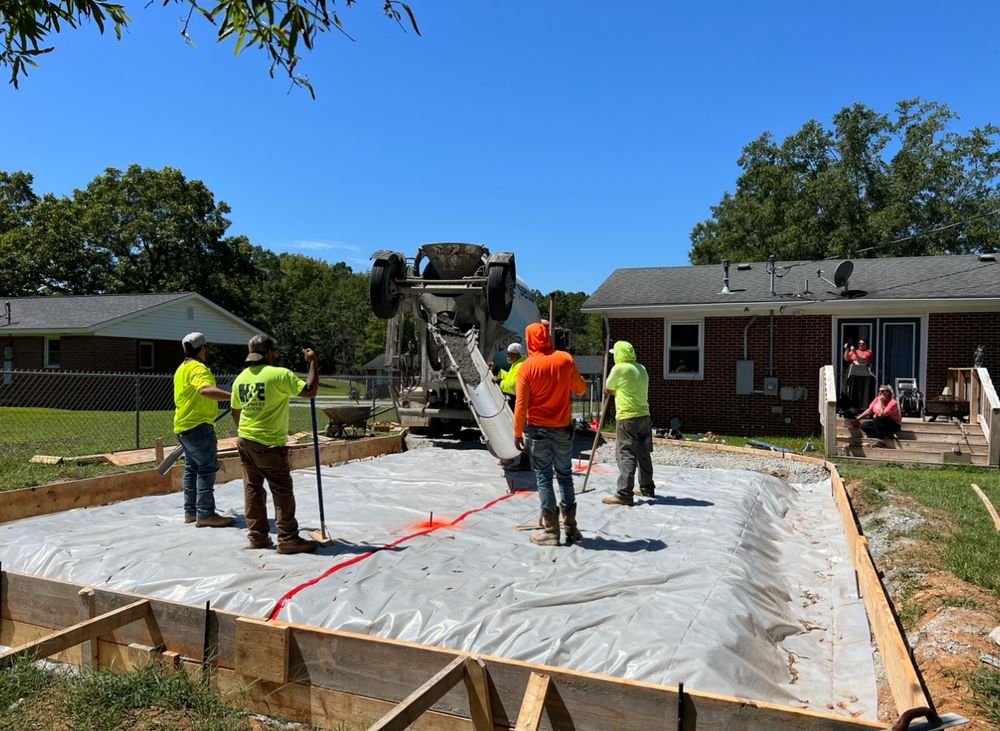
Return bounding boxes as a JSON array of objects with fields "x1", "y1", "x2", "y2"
[
  {"x1": 246, "y1": 334, "x2": 277, "y2": 363},
  {"x1": 182, "y1": 332, "x2": 206, "y2": 351}
]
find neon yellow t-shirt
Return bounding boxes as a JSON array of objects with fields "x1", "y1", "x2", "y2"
[
  {"x1": 173, "y1": 359, "x2": 219, "y2": 434},
  {"x1": 498, "y1": 358, "x2": 523, "y2": 396},
  {"x1": 231, "y1": 365, "x2": 306, "y2": 447},
  {"x1": 606, "y1": 341, "x2": 650, "y2": 421}
]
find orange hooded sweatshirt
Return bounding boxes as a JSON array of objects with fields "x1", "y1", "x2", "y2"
[{"x1": 514, "y1": 322, "x2": 586, "y2": 438}]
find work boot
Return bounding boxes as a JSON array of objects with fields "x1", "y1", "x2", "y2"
[
  {"x1": 277, "y1": 536, "x2": 319, "y2": 555},
  {"x1": 602, "y1": 494, "x2": 634, "y2": 506},
  {"x1": 633, "y1": 485, "x2": 656, "y2": 498},
  {"x1": 530, "y1": 509, "x2": 560, "y2": 546},
  {"x1": 196, "y1": 513, "x2": 236, "y2": 528},
  {"x1": 184, "y1": 514, "x2": 196, "y2": 524},
  {"x1": 560, "y1": 504, "x2": 582, "y2": 545},
  {"x1": 249, "y1": 537, "x2": 275, "y2": 550}
]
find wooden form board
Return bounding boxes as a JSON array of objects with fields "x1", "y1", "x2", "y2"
[
  {"x1": 1, "y1": 570, "x2": 886, "y2": 731},
  {"x1": 0, "y1": 432, "x2": 405, "y2": 525}
]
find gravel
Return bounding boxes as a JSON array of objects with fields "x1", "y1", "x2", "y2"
[{"x1": 593, "y1": 442, "x2": 830, "y2": 484}]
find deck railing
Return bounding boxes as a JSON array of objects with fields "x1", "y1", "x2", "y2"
[
  {"x1": 947, "y1": 367, "x2": 1000, "y2": 465},
  {"x1": 818, "y1": 364, "x2": 837, "y2": 456}
]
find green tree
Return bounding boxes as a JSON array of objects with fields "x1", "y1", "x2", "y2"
[
  {"x1": 533, "y1": 290, "x2": 603, "y2": 354},
  {"x1": 689, "y1": 100, "x2": 1000, "y2": 264},
  {"x1": 1, "y1": 0, "x2": 418, "y2": 96}
]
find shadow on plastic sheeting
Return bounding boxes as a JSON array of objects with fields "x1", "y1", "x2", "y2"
[
  {"x1": 314, "y1": 540, "x2": 406, "y2": 557},
  {"x1": 577, "y1": 537, "x2": 668, "y2": 552},
  {"x1": 647, "y1": 495, "x2": 713, "y2": 507}
]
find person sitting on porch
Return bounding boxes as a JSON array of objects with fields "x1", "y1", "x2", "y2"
[
  {"x1": 843, "y1": 338, "x2": 873, "y2": 367},
  {"x1": 858, "y1": 385, "x2": 902, "y2": 441}
]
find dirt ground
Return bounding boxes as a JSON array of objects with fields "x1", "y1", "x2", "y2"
[{"x1": 847, "y1": 481, "x2": 1000, "y2": 730}]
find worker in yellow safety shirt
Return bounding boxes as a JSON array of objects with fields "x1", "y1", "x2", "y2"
[
  {"x1": 492, "y1": 341, "x2": 530, "y2": 471},
  {"x1": 496, "y1": 342, "x2": 524, "y2": 408}
]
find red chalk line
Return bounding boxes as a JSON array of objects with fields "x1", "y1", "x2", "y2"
[{"x1": 267, "y1": 491, "x2": 524, "y2": 620}]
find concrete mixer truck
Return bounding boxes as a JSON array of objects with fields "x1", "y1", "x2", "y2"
[{"x1": 369, "y1": 243, "x2": 539, "y2": 460}]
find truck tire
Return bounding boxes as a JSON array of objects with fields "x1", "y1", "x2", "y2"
[
  {"x1": 486, "y1": 263, "x2": 514, "y2": 322},
  {"x1": 370, "y1": 254, "x2": 404, "y2": 319}
]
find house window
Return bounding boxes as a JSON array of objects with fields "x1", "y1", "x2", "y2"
[
  {"x1": 664, "y1": 320, "x2": 703, "y2": 380},
  {"x1": 44, "y1": 337, "x2": 61, "y2": 369},
  {"x1": 139, "y1": 341, "x2": 154, "y2": 370}
]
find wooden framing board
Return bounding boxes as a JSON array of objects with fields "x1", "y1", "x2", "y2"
[
  {"x1": 1, "y1": 570, "x2": 886, "y2": 731},
  {"x1": 0, "y1": 432, "x2": 405, "y2": 524}
]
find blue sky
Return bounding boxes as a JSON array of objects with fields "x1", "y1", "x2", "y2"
[{"x1": 4, "y1": 1, "x2": 999, "y2": 293}]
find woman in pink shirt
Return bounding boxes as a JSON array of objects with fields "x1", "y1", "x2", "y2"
[
  {"x1": 843, "y1": 338, "x2": 874, "y2": 367},
  {"x1": 858, "y1": 385, "x2": 902, "y2": 441}
]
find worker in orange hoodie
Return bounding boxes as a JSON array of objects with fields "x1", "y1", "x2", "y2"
[{"x1": 514, "y1": 322, "x2": 587, "y2": 546}]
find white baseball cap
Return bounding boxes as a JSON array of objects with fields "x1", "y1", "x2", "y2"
[
  {"x1": 182, "y1": 332, "x2": 206, "y2": 350},
  {"x1": 507, "y1": 343, "x2": 523, "y2": 355}
]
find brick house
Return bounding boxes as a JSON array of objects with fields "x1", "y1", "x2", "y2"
[
  {"x1": 583, "y1": 254, "x2": 1000, "y2": 437},
  {"x1": 0, "y1": 293, "x2": 260, "y2": 409}
]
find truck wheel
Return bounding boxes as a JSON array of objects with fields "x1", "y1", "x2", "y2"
[
  {"x1": 370, "y1": 254, "x2": 404, "y2": 319},
  {"x1": 486, "y1": 263, "x2": 515, "y2": 321}
]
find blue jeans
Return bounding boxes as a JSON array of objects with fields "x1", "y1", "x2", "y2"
[
  {"x1": 179, "y1": 423, "x2": 219, "y2": 519},
  {"x1": 526, "y1": 425, "x2": 575, "y2": 514}
]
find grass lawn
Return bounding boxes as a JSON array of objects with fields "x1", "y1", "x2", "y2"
[{"x1": 836, "y1": 461, "x2": 1000, "y2": 726}]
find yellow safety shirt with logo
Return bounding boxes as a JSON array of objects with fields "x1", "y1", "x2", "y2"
[
  {"x1": 498, "y1": 358, "x2": 523, "y2": 396},
  {"x1": 605, "y1": 341, "x2": 650, "y2": 421},
  {"x1": 231, "y1": 365, "x2": 306, "y2": 447},
  {"x1": 173, "y1": 359, "x2": 219, "y2": 434}
]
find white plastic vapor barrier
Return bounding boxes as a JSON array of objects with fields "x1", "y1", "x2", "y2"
[{"x1": 0, "y1": 447, "x2": 876, "y2": 718}]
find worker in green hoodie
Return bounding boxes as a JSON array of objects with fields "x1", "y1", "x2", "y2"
[{"x1": 602, "y1": 340, "x2": 655, "y2": 506}]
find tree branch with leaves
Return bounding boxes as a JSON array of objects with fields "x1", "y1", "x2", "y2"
[{"x1": 1, "y1": 0, "x2": 418, "y2": 95}]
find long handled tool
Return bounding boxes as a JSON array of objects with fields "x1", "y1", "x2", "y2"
[
  {"x1": 155, "y1": 407, "x2": 231, "y2": 476},
  {"x1": 308, "y1": 398, "x2": 335, "y2": 547},
  {"x1": 577, "y1": 397, "x2": 611, "y2": 494}
]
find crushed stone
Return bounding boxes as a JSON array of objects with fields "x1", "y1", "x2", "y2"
[{"x1": 594, "y1": 442, "x2": 829, "y2": 484}]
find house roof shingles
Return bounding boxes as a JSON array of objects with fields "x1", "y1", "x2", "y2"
[
  {"x1": 583, "y1": 254, "x2": 1000, "y2": 311},
  {"x1": 0, "y1": 293, "x2": 190, "y2": 330}
]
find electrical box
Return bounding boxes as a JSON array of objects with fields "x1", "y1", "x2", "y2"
[
  {"x1": 736, "y1": 360, "x2": 755, "y2": 395},
  {"x1": 780, "y1": 386, "x2": 795, "y2": 401},
  {"x1": 763, "y1": 377, "x2": 779, "y2": 395}
]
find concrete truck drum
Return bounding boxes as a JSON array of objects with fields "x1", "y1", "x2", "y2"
[{"x1": 370, "y1": 243, "x2": 540, "y2": 460}]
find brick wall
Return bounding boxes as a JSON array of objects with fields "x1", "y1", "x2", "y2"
[
  {"x1": 926, "y1": 312, "x2": 1000, "y2": 396},
  {"x1": 610, "y1": 314, "x2": 831, "y2": 437},
  {"x1": 5, "y1": 336, "x2": 43, "y2": 369}
]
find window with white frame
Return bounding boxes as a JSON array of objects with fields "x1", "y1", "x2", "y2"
[
  {"x1": 44, "y1": 337, "x2": 61, "y2": 369},
  {"x1": 139, "y1": 341, "x2": 155, "y2": 370},
  {"x1": 664, "y1": 320, "x2": 703, "y2": 379}
]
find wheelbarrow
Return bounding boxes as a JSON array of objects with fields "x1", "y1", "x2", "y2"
[{"x1": 322, "y1": 404, "x2": 373, "y2": 438}]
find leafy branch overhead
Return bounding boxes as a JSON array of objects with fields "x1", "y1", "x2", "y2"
[{"x1": 0, "y1": 0, "x2": 419, "y2": 95}]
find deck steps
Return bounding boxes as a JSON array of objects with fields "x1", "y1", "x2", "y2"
[{"x1": 834, "y1": 417, "x2": 990, "y2": 466}]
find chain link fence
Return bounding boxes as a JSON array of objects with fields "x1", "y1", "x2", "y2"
[
  {"x1": 1, "y1": 368, "x2": 603, "y2": 475},
  {"x1": 0, "y1": 369, "x2": 400, "y2": 462}
]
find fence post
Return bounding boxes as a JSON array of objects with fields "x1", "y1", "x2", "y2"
[{"x1": 134, "y1": 375, "x2": 141, "y2": 450}]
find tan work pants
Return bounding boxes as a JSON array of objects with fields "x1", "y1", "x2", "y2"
[{"x1": 237, "y1": 437, "x2": 299, "y2": 544}]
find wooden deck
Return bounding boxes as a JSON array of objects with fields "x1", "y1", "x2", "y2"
[{"x1": 835, "y1": 417, "x2": 991, "y2": 466}]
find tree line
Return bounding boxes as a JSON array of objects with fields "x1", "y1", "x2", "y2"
[
  {"x1": 0, "y1": 165, "x2": 605, "y2": 374},
  {"x1": 689, "y1": 99, "x2": 1000, "y2": 264},
  {"x1": 0, "y1": 165, "x2": 386, "y2": 373}
]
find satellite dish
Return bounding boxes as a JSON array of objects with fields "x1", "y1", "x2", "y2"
[{"x1": 833, "y1": 260, "x2": 854, "y2": 288}]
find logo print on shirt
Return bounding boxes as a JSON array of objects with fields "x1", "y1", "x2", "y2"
[{"x1": 239, "y1": 383, "x2": 266, "y2": 403}]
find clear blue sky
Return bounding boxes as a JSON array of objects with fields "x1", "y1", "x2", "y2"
[{"x1": 3, "y1": 1, "x2": 999, "y2": 293}]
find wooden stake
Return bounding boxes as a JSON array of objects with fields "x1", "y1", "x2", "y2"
[
  {"x1": 77, "y1": 587, "x2": 98, "y2": 669},
  {"x1": 971, "y1": 483, "x2": 1000, "y2": 531},
  {"x1": 463, "y1": 656, "x2": 493, "y2": 731},
  {"x1": 153, "y1": 438, "x2": 164, "y2": 464},
  {"x1": 514, "y1": 672, "x2": 550, "y2": 731}
]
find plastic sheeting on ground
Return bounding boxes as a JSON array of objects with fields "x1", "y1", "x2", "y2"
[{"x1": 0, "y1": 446, "x2": 876, "y2": 718}]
